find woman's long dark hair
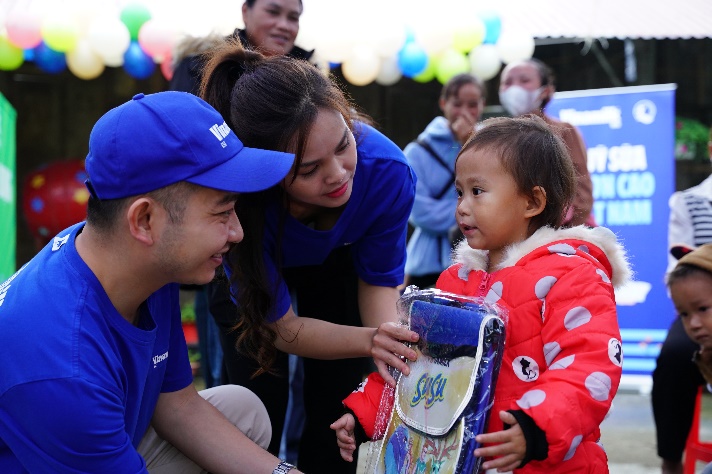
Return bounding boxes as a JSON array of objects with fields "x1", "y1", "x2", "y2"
[{"x1": 199, "y1": 37, "x2": 368, "y2": 375}]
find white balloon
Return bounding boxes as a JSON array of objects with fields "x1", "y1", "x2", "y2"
[
  {"x1": 67, "y1": 39, "x2": 105, "y2": 79},
  {"x1": 341, "y1": 45, "x2": 379, "y2": 86},
  {"x1": 87, "y1": 15, "x2": 130, "y2": 63},
  {"x1": 468, "y1": 44, "x2": 501, "y2": 81},
  {"x1": 496, "y1": 30, "x2": 535, "y2": 65},
  {"x1": 102, "y1": 51, "x2": 125, "y2": 67},
  {"x1": 375, "y1": 55, "x2": 402, "y2": 86}
]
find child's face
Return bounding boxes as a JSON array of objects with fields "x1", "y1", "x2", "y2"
[
  {"x1": 454, "y1": 146, "x2": 534, "y2": 268},
  {"x1": 670, "y1": 272, "x2": 712, "y2": 351}
]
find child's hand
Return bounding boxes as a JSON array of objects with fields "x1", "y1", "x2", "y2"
[
  {"x1": 330, "y1": 413, "x2": 357, "y2": 462},
  {"x1": 473, "y1": 411, "x2": 526, "y2": 472}
]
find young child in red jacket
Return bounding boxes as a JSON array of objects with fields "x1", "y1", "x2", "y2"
[{"x1": 331, "y1": 115, "x2": 630, "y2": 473}]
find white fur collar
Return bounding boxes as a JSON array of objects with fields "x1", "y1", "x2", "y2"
[{"x1": 452, "y1": 225, "x2": 632, "y2": 289}]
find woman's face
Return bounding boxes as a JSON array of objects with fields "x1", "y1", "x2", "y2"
[
  {"x1": 242, "y1": 0, "x2": 302, "y2": 57},
  {"x1": 499, "y1": 62, "x2": 543, "y2": 93},
  {"x1": 440, "y1": 83, "x2": 485, "y2": 126},
  {"x1": 283, "y1": 108, "x2": 357, "y2": 218}
]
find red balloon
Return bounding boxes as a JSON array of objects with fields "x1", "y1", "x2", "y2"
[{"x1": 22, "y1": 159, "x2": 89, "y2": 244}]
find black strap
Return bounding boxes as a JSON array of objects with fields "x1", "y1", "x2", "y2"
[{"x1": 414, "y1": 139, "x2": 455, "y2": 200}]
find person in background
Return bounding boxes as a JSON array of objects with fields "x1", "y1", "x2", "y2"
[
  {"x1": 403, "y1": 73, "x2": 486, "y2": 289},
  {"x1": 333, "y1": 115, "x2": 628, "y2": 472},
  {"x1": 0, "y1": 91, "x2": 304, "y2": 474},
  {"x1": 652, "y1": 127, "x2": 712, "y2": 474},
  {"x1": 666, "y1": 243, "x2": 712, "y2": 474},
  {"x1": 170, "y1": 0, "x2": 312, "y2": 95},
  {"x1": 200, "y1": 38, "x2": 419, "y2": 473},
  {"x1": 498, "y1": 58, "x2": 595, "y2": 227}
]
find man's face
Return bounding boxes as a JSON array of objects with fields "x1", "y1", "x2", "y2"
[
  {"x1": 153, "y1": 187, "x2": 241, "y2": 285},
  {"x1": 242, "y1": 0, "x2": 302, "y2": 57}
]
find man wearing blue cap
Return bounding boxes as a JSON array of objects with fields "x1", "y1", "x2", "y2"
[{"x1": 0, "y1": 91, "x2": 302, "y2": 474}]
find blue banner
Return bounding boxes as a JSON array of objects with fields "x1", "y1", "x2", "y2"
[{"x1": 546, "y1": 84, "x2": 677, "y2": 384}]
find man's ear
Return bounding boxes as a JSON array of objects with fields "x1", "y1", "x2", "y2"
[
  {"x1": 524, "y1": 186, "x2": 547, "y2": 218},
  {"x1": 126, "y1": 198, "x2": 157, "y2": 246}
]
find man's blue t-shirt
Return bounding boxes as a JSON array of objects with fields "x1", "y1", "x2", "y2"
[
  {"x1": 258, "y1": 123, "x2": 417, "y2": 320},
  {"x1": 0, "y1": 223, "x2": 193, "y2": 473}
]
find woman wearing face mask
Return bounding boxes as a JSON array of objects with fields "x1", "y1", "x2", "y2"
[
  {"x1": 499, "y1": 58, "x2": 595, "y2": 227},
  {"x1": 404, "y1": 73, "x2": 486, "y2": 289}
]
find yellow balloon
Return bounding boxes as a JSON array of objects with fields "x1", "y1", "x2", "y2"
[
  {"x1": 0, "y1": 36, "x2": 24, "y2": 71},
  {"x1": 42, "y1": 14, "x2": 79, "y2": 53},
  {"x1": 453, "y1": 18, "x2": 486, "y2": 54},
  {"x1": 67, "y1": 40, "x2": 105, "y2": 80},
  {"x1": 435, "y1": 49, "x2": 470, "y2": 84}
]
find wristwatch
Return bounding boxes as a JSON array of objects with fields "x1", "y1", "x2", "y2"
[{"x1": 273, "y1": 461, "x2": 296, "y2": 474}]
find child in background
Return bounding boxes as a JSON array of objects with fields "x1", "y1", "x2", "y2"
[
  {"x1": 331, "y1": 115, "x2": 630, "y2": 473},
  {"x1": 667, "y1": 243, "x2": 712, "y2": 389}
]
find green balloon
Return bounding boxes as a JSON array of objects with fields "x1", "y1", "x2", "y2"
[
  {"x1": 435, "y1": 49, "x2": 469, "y2": 84},
  {"x1": 120, "y1": 3, "x2": 152, "y2": 40},
  {"x1": 413, "y1": 57, "x2": 436, "y2": 83},
  {"x1": 0, "y1": 36, "x2": 24, "y2": 71}
]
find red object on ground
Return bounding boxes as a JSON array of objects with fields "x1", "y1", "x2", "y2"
[
  {"x1": 684, "y1": 387, "x2": 712, "y2": 473},
  {"x1": 182, "y1": 322, "x2": 198, "y2": 346}
]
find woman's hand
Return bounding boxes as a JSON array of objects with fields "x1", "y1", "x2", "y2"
[
  {"x1": 370, "y1": 322, "x2": 419, "y2": 386},
  {"x1": 451, "y1": 109, "x2": 477, "y2": 144}
]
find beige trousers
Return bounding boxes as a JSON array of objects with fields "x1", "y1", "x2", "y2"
[{"x1": 137, "y1": 385, "x2": 272, "y2": 473}]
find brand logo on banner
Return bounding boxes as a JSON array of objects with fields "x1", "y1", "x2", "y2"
[{"x1": 547, "y1": 84, "x2": 677, "y2": 385}]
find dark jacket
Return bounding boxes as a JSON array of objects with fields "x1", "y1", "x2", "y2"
[{"x1": 169, "y1": 28, "x2": 314, "y2": 94}]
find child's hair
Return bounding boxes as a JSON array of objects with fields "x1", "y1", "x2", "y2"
[
  {"x1": 456, "y1": 114, "x2": 575, "y2": 232},
  {"x1": 667, "y1": 243, "x2": 712, "y2": 287},
  {"x1": 666, "y1": 264, "x2": 712, "y2": 288}
]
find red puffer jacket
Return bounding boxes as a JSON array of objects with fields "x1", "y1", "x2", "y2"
[{"x1": 436, "y1": 225, "x2": 631, "y2": 473}]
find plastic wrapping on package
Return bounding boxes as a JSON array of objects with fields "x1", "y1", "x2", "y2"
[{"x1": 361, "y1": 286, "x2": 507, "y2": 474}]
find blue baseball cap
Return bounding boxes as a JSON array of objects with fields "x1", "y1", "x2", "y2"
[{"x1": 85, "y1": 91, "x2": 294, "y2": 199}]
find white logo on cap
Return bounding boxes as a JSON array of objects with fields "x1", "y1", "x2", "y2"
[{"x1": 209, "y1": 122, "x2": 230, "y2": 149}]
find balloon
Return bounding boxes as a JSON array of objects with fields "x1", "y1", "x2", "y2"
[
  {"x1": 160, "y1": 53, "x2": 174, "y2": 81},
  {"x1": 123, "y1": 41, "x2": 155, "y2": 80},
  {"x1": 87, "y1": 15, "x2": 131, "y2": 64},
  {"x1": 435, "y1": 48, "x2": 469, "y2": 84},
  {"x1": 0, "y1": 36, "x2": 24, "y2": 71},
  {"x1": 453, "y1": 17, "x2": 486, "y2": 54},
  {"x1": 468, "y1": 44, "x2": 501, "y2": 81},
  {"x1": 375, "y1": 56, "x2": 402, "y2": 86},
  {"x1": 41, "y1": 13, "x2": 80, "y2": 53},
  {"x1": 480, "y1": 11, "x2": 502, "y2": 45},
  {"x1": 34, "y1": 42, "x2": 67, "y2": 74},
  {"x1": 22, "y1": 160, "x2": 89, "y2": 243},
  {"x1": 120, "y1": 3, "x2": 152, "y2": 40},
  {"x1": 6, "y1": 10, "x2": 43, "y2": 49},
  {"x1": 67, "y1": 39, "x2": 105, "y2": 80},
  {"x1": 341, "y1": 46, "x2": 380, "y2": 86},
  {"x1": 496, "y1": 30, "x2": 535, "y2": 65},
  {"x1": 397, "y1": 41, "x2": 428, "y2": 78},
  {"x1": 138, "y1": 19, "x2": 176, "y2": 63},
  {"x1": 412, "y1": 57, "x2": 436, "y2": 83}
]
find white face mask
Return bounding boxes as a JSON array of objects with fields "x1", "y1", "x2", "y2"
[{"x1": 499, "y1": 85, "x2": 544, "y2": 116}]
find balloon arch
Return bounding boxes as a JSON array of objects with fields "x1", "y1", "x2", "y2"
[{"x1": 0, "y1": 0, "x2": 535, "y2": 85}]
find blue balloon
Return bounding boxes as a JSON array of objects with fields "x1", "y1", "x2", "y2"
[
  {"x1": 480, "y1": 11, "x2": 502, "y2": 44},
  {"x1": 123, "y1": 41, "x2": 155, "y2": 80},
  {"x1": 397, "y1": 41, "x2": 428, "y2": 78},
  {"x1": 33, "y1": 42, "x2": 66, "y2": 74}
]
